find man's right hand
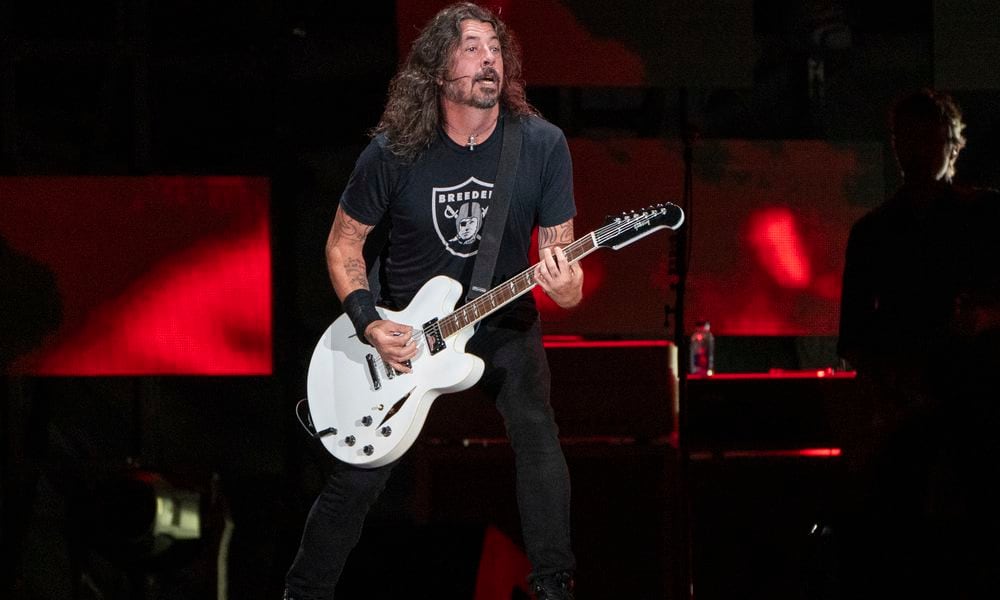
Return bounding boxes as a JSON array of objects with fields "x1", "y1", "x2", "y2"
[{"x1": 364, "y1": 319, "x2": 418, "y2": 373}]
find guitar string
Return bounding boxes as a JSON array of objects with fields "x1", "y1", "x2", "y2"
[{"x1": 379, "y1": 209, "x2": 666, "y2": 370}]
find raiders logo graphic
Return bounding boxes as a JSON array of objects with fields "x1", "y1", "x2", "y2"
[{"x1": 431, "y1": 176, "x2": 493, "y2": 257}]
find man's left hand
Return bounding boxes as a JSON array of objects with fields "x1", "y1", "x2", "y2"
[{"x1": 535, "y1": 246, "x2": 584, "y2": 308}]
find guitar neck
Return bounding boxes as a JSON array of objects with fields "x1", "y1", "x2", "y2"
[{"x1": 437, "y1": 233, "x2": 599, "y2": 338}]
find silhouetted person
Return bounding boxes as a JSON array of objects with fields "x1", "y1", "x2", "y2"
[
  {"x1": 1, "y1": 232, "x2": 64, "y2": 597},
  {"x1": 0, "y1": 234, "x2": 62, "y2": 371},
  {"x1": 838, "y1": 89, "x2": 1000, "y2": 599}
]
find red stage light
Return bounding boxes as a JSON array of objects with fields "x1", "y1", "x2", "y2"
[
  {"x1": 746, "y1": 206, "x2": 812, "y2": 289},
  {"x1": 1, "y1": 177, "x2": 272, "y2": 375}
]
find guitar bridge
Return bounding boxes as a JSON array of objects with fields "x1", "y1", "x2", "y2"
[
  {"x1": 383, "y1": 359, "x2": 411, "y2": 380},
  {"x1": 423, "y1": 318, "x2": 447, "y2": 355}
]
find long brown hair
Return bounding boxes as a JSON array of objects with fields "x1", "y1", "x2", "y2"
[{"x1": 373, "y1": 2, "x2": 537, "y2": 161}]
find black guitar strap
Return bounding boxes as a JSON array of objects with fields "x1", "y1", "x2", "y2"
[{"x1": 466, "y1": 114, "x2": 522, "y2": 303}]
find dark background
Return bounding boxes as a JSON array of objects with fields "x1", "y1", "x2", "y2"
[{"x1": 3, "y1": 1, "x2": 1000, "y2": 599}]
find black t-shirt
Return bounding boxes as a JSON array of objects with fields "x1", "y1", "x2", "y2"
[
  {"x1": 838, "y1": 182, "x2": 1000, "y2": 373},
  {"x1": 339, "y1": 113, "x2": 576, "y2": 311}
]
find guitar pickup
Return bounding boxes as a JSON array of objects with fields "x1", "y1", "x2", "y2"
[
  {"x1": 423, "y1": 318, "x2": 447, "y2": 355},
  {"x1": 365, "y1": 354, "x2": 382, "y2": 390}
]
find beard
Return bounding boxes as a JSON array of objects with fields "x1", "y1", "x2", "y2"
[
  {"x1": 468, "y1": 92, "x2": 499, "y2": 109},
  {"x1": 442, "y1": 68, "x2": 501, "y2": 109}
]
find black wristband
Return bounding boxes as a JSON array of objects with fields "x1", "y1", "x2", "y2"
[{"x1": 342, "y1": 289, "x2": 380, "y2": 345}]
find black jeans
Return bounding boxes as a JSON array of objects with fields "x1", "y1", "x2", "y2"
[{"x1": 285, "y1": 316, "x2": 574, "y2": 599}]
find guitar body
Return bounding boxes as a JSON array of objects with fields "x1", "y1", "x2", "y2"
[{"x1": 306, "y1": 275, "x2": 484, "y2": 468}]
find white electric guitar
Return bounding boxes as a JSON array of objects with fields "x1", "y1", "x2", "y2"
[{"x1": 304, "y1": 203, "x2": 685, "y2": 467}]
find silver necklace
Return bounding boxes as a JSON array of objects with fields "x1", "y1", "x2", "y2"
[{"x1": 447, "y1": 118, "x2": 498, "y2": 151}]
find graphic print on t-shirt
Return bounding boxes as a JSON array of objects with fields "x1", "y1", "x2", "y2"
[{"x1": 432, "y1": 176, "x2": 493, "y2": 257}]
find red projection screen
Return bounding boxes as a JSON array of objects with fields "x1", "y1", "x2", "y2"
[
  {"x1": 1, "y1": 177, "x2": 272, "y2": 375},
  {"x1": 532, "y1": 139, "x2": 881, "y2": 338}
]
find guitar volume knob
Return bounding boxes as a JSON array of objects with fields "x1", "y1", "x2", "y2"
[
  {"x1": 380, "y1": 426, "x2": 392, "y2": 437},
  {"x1": 361, "y1": 415, "x2": 373, "y2": 426},
  {"x1": 363, "y1": 445, "x2": 374, "y2": 456},
  {"x1": 344, "y1": 435, "x2": 356, "y2": 446}
]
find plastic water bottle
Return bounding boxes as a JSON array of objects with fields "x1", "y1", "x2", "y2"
[{"x1": 689, "y1": 320, "x2": 715, "y2": 376}]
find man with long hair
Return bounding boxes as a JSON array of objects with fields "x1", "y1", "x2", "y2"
[
  {"x1": 838, "y1": 88, "x2": 1000, "y2": 598},
  {"x1": 839, "y1": 89, "x2": 969, "y2": 375},
  {"x1": 285, "y1": 4, "x2": 582, "y2": 598}
]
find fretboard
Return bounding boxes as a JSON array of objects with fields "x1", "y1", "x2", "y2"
[{"x1": 437, "y1": 233, "x2": 599, "y2": 339}]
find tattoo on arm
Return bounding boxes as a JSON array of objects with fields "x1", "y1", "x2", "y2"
[
  {"x1": 538, "y1": 220, "x2": 575, "y2": 251},
  {"x1": 330, "y1": 206, "x2": 374, "y2": 246},
  {"x1": 327, "y1": 206, "x2": 374, "y2": 294},
  {"x1": 344, "y1": 257, "x2": 369, "y2": 290}
]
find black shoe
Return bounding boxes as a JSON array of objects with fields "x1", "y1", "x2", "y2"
[{"x1": 531, "y1": 571, "x2": 575, "y2": 600}]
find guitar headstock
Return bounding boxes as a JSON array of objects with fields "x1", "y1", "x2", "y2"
[{"x1": 596, "y1": 203, "x2": 685, "y2": 250}]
